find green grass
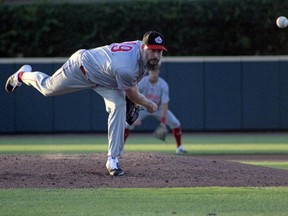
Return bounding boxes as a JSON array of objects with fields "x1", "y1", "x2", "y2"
[
  {"x1": 0, "y1": 187, "x2": 288, "y2": 216},
  {"x1": 241, "y1": 161, "x2": 288, "y2": 170},
  {"x1": 0, "y1": 133, "x2": 288, "y2": 154},
  {"x1": 1, "y1": 143, "x2": 288, "y2": 154}
]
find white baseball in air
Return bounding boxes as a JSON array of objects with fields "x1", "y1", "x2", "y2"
[{"x1": 276, "y1": 16, "x2": 288, "y2": 28}]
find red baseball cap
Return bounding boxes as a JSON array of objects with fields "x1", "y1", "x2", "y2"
[{"x1": 142, "y1": 31, "x2": 168, "y2": 51}]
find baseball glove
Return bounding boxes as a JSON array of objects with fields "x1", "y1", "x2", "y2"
[
  {"x1": 126, "y1": 96, "x2": 140, "y2": 125},
  {"x1": 153, "y1": 124, "x2": 168, "y2": 141}
]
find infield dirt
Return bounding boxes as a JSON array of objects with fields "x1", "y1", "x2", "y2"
[{"x1": 0, "y1": 152, "x2": 287, "y2": 188}]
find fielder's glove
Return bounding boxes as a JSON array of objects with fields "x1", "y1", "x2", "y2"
[
  {"x1": 126, "y1": 96, "x2": 140, "y2": 125},
  {"x1": 153, "y1": 123, "x2": 168, "y2": 141}
]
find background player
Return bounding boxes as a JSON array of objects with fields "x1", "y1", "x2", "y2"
[
  {"x1": 124, "y1": 68, "x2": 187, "y2": 154},
  {"x1": 5, "y1": 31, "x2": 167, "y2": 176}
]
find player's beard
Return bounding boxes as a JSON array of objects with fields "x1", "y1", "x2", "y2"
[
  {"x1": 147, "y1": 59, "x2": 161, "y2": 71},
  {"x1": 143, "y1": 54, "x2": 161, "y2": 71}
]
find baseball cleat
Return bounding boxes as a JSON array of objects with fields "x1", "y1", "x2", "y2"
[
  {"x1": 106, "y1": 157, "x2": 125, "y2": 176},
  {"x1": 107, "y1": 167, "x2": 125, "y2": 176},
  {"x1": 5, "y1": 65, "x2": 32, "y2": 93},
  {"x1": 176, "y1": 146, "x2": 188, "y2": 154}
]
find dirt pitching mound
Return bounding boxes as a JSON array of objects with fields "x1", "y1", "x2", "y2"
[{"x1": 0, "y1": 152, "x2": 287, "y2": 188}]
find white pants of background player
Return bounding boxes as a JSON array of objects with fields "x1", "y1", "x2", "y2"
[
  {"x1": 126, "y1": 108, "x2": 181, "y2": 130},
  {"x1": 21, "y1": 50, "x2": 125, "y2": 158}
]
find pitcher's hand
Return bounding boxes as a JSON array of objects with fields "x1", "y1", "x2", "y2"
[{"x1": 147, "y1": 101, "x2": 158, "y2": 113}]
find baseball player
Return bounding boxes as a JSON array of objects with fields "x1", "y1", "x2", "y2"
[
  {"x1": 5, "y1": 31, "x2": 167, "y2": 176},
  {"x1": 124, "y1": 68, "x2": 187, "y2": 154}
]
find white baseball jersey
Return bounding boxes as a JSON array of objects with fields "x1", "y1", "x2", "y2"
[
  {"x1": 138, "y1": 75, "x2": 169, "y2": 108},
  {"x1": 81, "y1": 40, "x2": 146, "y2": 89}
]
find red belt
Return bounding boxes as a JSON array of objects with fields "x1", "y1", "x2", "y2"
[{"x1": 80, "y1": 65, "x2": 86, "y2": 75}]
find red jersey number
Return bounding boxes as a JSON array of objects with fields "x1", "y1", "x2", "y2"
[{"x1": 111, "y1": 42, "x2": 136, "y2": 52}]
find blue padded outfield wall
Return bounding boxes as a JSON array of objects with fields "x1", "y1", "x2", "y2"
[{"x1": 1, "y1": 56, "x2": 288, "y2": 133}]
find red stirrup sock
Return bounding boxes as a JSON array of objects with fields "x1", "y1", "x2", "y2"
[
  {"x1": 124, "y1": 128, "x2": 130, "y2": 142},
  {"x1": 173, "y1": 127, "x2": 182, "y2": 148},
  {"x1": 18, "y1": 72, "x2": 24, "y2": 82}
]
